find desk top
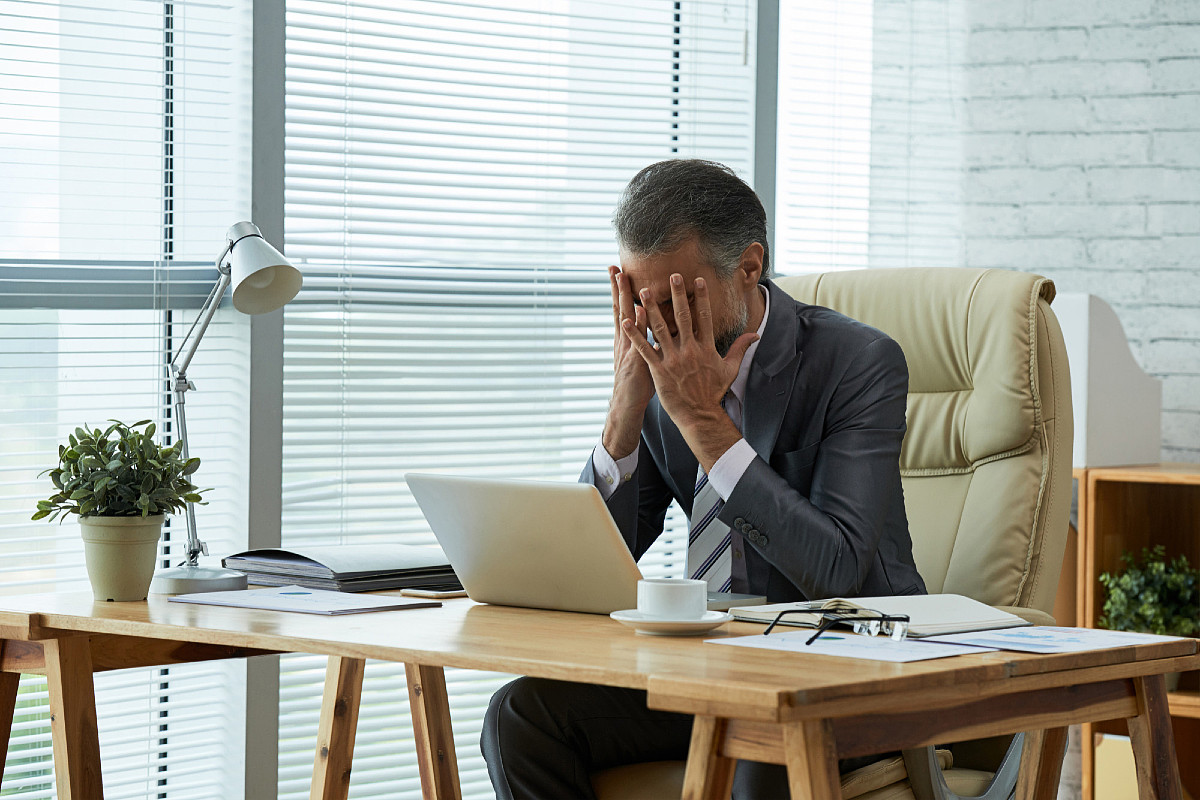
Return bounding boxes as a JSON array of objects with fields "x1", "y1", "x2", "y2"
[{"x1": 2, "y1": 593, "x2": 1196, "y2": 723}]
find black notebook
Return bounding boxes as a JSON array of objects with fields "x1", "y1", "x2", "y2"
[{"x1": 222, "y1": 544, "x2": 461, "y2": 593}]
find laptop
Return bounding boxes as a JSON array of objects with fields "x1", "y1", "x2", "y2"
[{"x1": 405, "y1": 473, "x2": 642, "y2": 614}]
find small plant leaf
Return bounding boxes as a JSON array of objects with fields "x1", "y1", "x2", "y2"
[{"x1": 35, "y1": 418, "x2": 210, "y2": 523}]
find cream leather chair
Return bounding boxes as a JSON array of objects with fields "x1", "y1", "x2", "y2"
[{"x1": 593, "y1": 267, "x2": 1073, "y2": 799}]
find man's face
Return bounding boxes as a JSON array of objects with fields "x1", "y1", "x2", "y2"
[{"x1": 618, "y1": 237, "x2": 749, "y2": 356}]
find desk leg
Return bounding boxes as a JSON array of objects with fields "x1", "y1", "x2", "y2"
[
  {"x1": 782, "y1": 719, "x2": 840, "y2": 800},
  {"x1": 44, "y1": 636, "x2": 102, "y2": 800},
  {"x1": 1, "y1": 666, "x2": 18, "y2": 780},
  {"x1": 1127, "y1": 674, "x2": 1183, "y2": 800},
  {"x1": 1016, "y1": 727, "x2": 1069, "y2": 800},
  {"x1": 681, "y1": 715, "x2": 736, "y2": 800},
  {"x1": 311, "y1": 656, "x2": 365, "y2": 800},
  {"x1": 405, "y1": 663, "x2": 461, "y2": 800},
  {"x1": 1081, "y1": 721, "x2": 1096, "y2": 800}
]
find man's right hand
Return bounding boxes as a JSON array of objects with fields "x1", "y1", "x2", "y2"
[{"x1": 602, "y1": 265, "x2": 653, "y2": 460}]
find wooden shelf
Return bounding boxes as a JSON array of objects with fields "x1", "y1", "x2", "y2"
[
  {"x1": 1169, "y1": 689, "x2": 1200, "y2": 719},
  {"x1": 1089, "y1": 463, "x2": 1200, "y2": 486},
  {"x1": 1077, "y1": 463, "x2": 1200, "y2": 800}
]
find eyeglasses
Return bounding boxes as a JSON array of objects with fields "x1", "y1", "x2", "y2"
[{"x1": 762, "y1": 604, "x2": 911, "y2": 645}]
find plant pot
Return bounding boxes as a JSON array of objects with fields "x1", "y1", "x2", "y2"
[{"x1": 79, "y1": 514, "x2": 164, "y2": 602}]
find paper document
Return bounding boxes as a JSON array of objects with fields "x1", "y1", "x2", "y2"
[
  {"x1": 920, "y1": 626, "x2": 1189, "y2": 654},
  {"x1": 168, "y1": 585, "x2": 441, "y2": 615},
  {"x1": 708, "y1": 631, "x2": 989, "y2": 662}
]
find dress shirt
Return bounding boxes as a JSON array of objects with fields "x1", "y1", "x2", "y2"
[{"x1": 592, "y1": 285, "x2": 770, "y2": 501}]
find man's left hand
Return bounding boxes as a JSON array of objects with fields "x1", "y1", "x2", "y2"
[{"x1": 621, "y1": 273, "x2": 757, "y2": 471}]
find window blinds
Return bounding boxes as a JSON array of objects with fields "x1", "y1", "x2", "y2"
[
  {"x1": 868, "y1": 0, "x2": 967, "y2": 269},
  {"x1": 280, "y1": 1, "x2": 755, "y2": 797},
  {"x1": 0, "y1": 1, "x2": 251, "y2": 797},
  {"x1": 773, "y1": 0, "x2": 873, "y2": 274}
]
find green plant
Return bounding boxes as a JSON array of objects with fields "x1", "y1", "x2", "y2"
[
  {"x1": 32, "y1": 419, "x2": 208, "y2": 520},
  {"x1": 1098, "y1": 545, "x2": 1200, "y2": 638}
]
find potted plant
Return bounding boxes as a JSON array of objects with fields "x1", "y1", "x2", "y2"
[
  {"x1": 33, "y1": 419, "x2": 208, "y2": 601},
  {"x1": 1099, "y1": 545, "x2": 1200, "y2": 689}
]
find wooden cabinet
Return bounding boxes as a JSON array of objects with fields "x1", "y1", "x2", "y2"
[{"x1": 1075, "y1": 464, "x2": 1200, "y2": 800}]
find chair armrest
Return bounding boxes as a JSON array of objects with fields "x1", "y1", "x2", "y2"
[{"x1": 993, "y1": 605, "x2": 1057, "y2": 627}]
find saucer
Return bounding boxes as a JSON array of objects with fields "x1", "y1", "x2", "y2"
[{"x1": 610, "y1": 609, "x2": 732, "y2": 636}]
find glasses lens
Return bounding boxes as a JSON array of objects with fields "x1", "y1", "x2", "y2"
[{"x1": 850, "y1": 619, "x2": 883, "y2": 637}]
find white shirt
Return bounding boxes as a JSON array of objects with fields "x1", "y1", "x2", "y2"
[{"x1": 592, "y1": 285, "x2": 770, "y2": 501}]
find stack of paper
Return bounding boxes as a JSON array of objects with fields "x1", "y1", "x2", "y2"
[{"x1": 222, "y1": 544, "x2": 461, "y2": 593}]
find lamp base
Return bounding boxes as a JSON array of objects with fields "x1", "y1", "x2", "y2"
[{"x1": 150, "y1": 565, "x2": 248, "y2": 594}]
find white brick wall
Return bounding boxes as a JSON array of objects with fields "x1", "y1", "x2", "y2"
[{"x1": 871, "y1": 0, "x2": 1200, "y2": 461}]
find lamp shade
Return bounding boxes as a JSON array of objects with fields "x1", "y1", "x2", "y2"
[{"x1": 226, "y1": 222, "x2": 302, "y2": 314}]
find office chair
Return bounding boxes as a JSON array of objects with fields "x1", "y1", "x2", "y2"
[{"x1": 592, "y1": 267, "x2": 1074, "y2": 800}]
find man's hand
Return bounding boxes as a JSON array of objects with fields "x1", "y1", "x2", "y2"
[
  {"x1": 623, "y1": 273, "x2": 757, "y2": 471},
  {"x1": 602, "y1": 265, "x2": 654, "y2": 460}
]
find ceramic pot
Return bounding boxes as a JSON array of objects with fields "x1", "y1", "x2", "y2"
[{"x1": 79, "y1": 514, "x2": 164, "y2": 601}]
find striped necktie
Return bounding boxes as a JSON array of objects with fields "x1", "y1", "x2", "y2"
[{"x1": 688, "y1": 467, "x2": 732, "y2": 591}]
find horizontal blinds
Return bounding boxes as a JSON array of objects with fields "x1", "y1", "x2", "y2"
[
  {"x1": 0, "y1": 262, "x2": 219, "y2": 308},
  {"x1": 0, "y1": 1, "x2": 251, "y2": 797},
  {"x1": 773, "y1": 0, "x2": 873, "y2": 274},
  {"x1": 284, "y1": 0, "x2": 754, "y2": 267},
  {"x1": 0, "y1": 0, "x2": 248, "y2": 263},
  {"x1": 868, "y1": 0, "x2": 966, "y2": 268},
  {"x1": 775, "y1": 1, "x2": 967, "y2": 273},
  {"x1": 0, "y1": 310, "x2": 251, "y2": 799},
  {"x1": 281, "y1": 1, "x2": 754, "y2": 798}
]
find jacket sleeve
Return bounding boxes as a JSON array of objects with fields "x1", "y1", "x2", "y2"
[
  {"x1": 720, "y1": 336, "x2": 909, "y2": 599},
  {"x1": 581, "y1": 437, "x2": 676, "y2": 561}
]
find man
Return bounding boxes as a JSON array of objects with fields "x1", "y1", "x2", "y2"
[{"x1": 482, "y1": 159, "x2": 926, "y2": 799}]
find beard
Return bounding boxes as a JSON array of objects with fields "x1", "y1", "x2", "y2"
[{"x1": 713, "y1": 289, "x2": 750, "y2": 357}]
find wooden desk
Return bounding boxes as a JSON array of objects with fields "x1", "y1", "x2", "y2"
[{"x1": 2, "y1": 594, "x2": 1197, "y2": 800}]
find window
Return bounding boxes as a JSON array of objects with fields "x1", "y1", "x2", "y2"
[
  {"x1": 773, "y1": 0, "x2": 872, "y2": 274},
  {"x1": 279, "y1": 1, "x2": 757, "y2": 796},
  {"x1": 0, "y1": 1, "x2": 252, "y2": 796}
]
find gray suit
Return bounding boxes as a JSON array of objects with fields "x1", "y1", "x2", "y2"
[
  {"x1": 584, "y1": 279, "x2": 926, "y2": 601},
  {"x1": 483, "y1": 280, "x2": 926, "y2": 800}
]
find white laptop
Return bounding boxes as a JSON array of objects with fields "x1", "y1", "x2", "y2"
[{"x1": 405, "y1": 473, "x2": 642, "y2": 614}]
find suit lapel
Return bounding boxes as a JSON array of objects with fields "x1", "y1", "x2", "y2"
[{"x1": 744, "y1": 281, "x2": 804, "y2": 460}]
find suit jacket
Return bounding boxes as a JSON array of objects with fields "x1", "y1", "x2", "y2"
[{"x1": 584, "y1": 280, "x2": 926, "y2": 602}]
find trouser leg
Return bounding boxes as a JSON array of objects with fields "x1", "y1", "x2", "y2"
[
  {"x1": 481, "y1": 677, "x2": 693, "y2": 800},
  {"x1": 480, "y1": 676, "x2": 824, "y2": 800}
]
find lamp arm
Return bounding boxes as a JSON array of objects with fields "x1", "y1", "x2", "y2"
[
  {"x1": 168, "y1": 260, "x2": 232, "y2": 567},
  {"x1": 171, "y1": 257, "x2": 232, "y2": 377}
]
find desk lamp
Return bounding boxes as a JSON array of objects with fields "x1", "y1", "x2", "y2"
[{"x1": 150, "y1": 222, "x2": 302, "y2": 594}]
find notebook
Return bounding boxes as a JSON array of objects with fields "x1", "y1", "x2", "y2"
[
  {"x1": 405, "y1": 473, "x2": 642, "y2": 614},
  {"x1": 222, "y1": 544, "x2": 460, "y2": 592},
  {"x1": 729, "y1": 594, "x2": 1031, "y2": 638}
]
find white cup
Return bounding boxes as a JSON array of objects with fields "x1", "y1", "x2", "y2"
[{"x1": 637, "y1": 578, "x2": 707, "y2": 620}]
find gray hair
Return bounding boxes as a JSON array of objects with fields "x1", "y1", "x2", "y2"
[{"x1": 612, "y1": 159, "x2": 771, "y2": 281}]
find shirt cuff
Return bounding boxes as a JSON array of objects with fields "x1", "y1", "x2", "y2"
[
  {"x1": 707, "y1": 438, "x2": 756, "y2": 501},
  {"x1": 591, "y1": 443, "x2": 639, "y2": 500}
]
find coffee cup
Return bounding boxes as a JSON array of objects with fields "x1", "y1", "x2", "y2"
[{"x1": 637, "y1": 578, "x2": 707, "y2": 620}]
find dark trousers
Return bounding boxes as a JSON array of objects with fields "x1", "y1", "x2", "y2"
[{"x1": 481, "y1": 677, "x2": 791, "y2": 800}]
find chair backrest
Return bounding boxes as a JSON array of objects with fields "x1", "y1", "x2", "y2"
[{"x1": 775, "y1": 268, "x2": 1072, "y2": 614}]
